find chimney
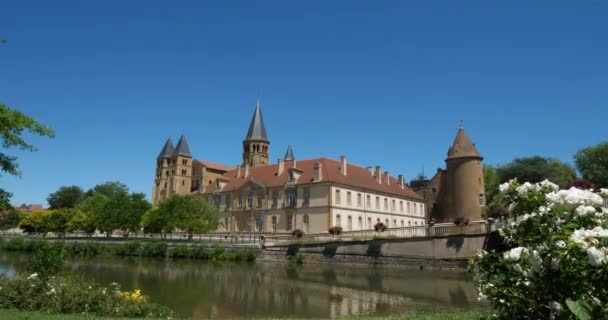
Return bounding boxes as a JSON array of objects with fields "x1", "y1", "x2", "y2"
[
  {"x1": 236, "y1": 165, "x2": 241, "y2": 178},
  {"x1": 384, "y1": 172, "x2": 390, "y2": 185},
  {"x1": 340, "y1": 156, "x2": 347, "y2": 176},
  {"x1": 367, "y1": 166, "x2": 373, "y2": 175},
  {"x1": 278, "y1": 159, "x2": 285, "y2": 175},
  {"x1": 398, "y1": 175, "x2": 405, "y2": 189},
  {"x1": 375, "y1": 166, "x2": 382, "y2": 183},
  {"x1": 293, "y1": 159, "x2": 297, "y2": 169},
  {"x1": 244, "y1": 163, "x2": 250, "y2": 178},
  {"x1": 313, "y1": 163, "x2": 323, "y2": 182}
]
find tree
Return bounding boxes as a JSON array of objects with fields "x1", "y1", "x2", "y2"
[
  {"x1": 0, "y1": 103, "x2": 54, "y2": 208},
  {"x1": 141, "y1": 208, "x2": 174, "y2": 235},
  {"x1": 0, "y1": 209, "x2": 24, "y2": 230},
  {"x1": 87, "y1": 181, "x2": 128, "y2": 198},
  {"x1": 19, "y1": 209, "x2": 51, "y2": 233},
  {"x1": 575, "y1": 142, "x2": 608, "y2": 188},
  {"x1": 78, "y1": 193, "x2": 110, "y2": 235},
  {"x1": 43, "y1": 208, "x2": 76, "y2": 237},
  {"x1": 66, "y1": 210, "x2": 95, "y2": 235},
  {"x1": 124, "y1": 192, "x2": 151, "y2": 235},
  {"x1": 94, "y1": 191, "x2": 130, "y2": 237},
  {"x1": 142, "y1": 195, "x2": 220, "y2": 238},
  {"x1": 495, "y1": 156, "x2": 576, "y2": 188},
  {"x1": 47, "y1": 185, "x2": 85, "y2": 209},
  {"x1": 483, "y1": 165, "x2": 500, "y2": 205}
]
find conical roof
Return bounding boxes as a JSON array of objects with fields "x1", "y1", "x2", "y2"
[
  {"x1": 446, "y1": 127, "x2": 482, "y2": 160},
  {"x1": 173, "y1": 134, "x2": 192, "y2": 158},
  {"x1": 157, "y1": 138, "x2": 174, "y2": 159},
  {"x1": 244, "y1": 101, "x2": 269, "y2": 142},
  {"x1": 284, "y1": 145, "x2": 295, "y2": 161}
]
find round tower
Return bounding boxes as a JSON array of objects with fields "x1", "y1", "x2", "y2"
[
  {"x1": 243, "y1": 100, "x2": 270, "y2": 166},
  {"x1": 444, "y1": 127, "x2": 485, "y2": 221}
]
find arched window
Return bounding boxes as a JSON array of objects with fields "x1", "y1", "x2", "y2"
[
  {"x1": 367, "y1": 217, "x2": 372, "y2": 229},
  {"x1": 347, "y1": 216, "x2": 352, "y2": 231},
  {"x1": 335, "y1": 214, "x2": 341, "y2": 227}
]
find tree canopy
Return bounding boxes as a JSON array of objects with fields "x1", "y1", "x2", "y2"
[
  {"x1": 495, "y1": 156, "x2": 576, "y2": 188},
  {"x1": 0, "y1": 103, "x2": 54, "y2": 208},
  {"x1": 141, "y1": 195, "x2": 220, "y2": 237},
  {"x1": 575, "y1": 142, "x2": 608, "y2": 188},
  {"x1": 87, "y1": 181, "x2": 129, "y2": 198},
  {"x1": 47, "y1": 185, "x2": 85, "y2": 209}
]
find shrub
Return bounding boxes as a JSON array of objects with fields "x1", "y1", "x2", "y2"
[
  {"x1": 113, "y1": 241, "x2": 142, "y2": 256},
  {"x1": 328, "y1": 226, "x2": 342, "y2": 236},
  {"x1": 453, "y1": 216, "x2": 470, "y2": 226},
  {"x1": 472, "y1": 180, "x2": 608, "y2": 319},
  {"x1": 140, "y1": 241, "x2": 167, "y2": 257},
  {"x1": 171, "y1": 244, "x2": 190, "y2": 258},
  {"x1": 291, "y1": 229, "x2": 304, "y2": 238},
  {"x1": 374, "y1": 222, "x2": 387, "y2": 232},
  {"x1": 66, "y1": 241, "x2": 103, "y2": 256},
  {"x1": 27, "y1": 242, "x2": 65, "y2": 279},
  {"x1": 3, "y1": 237, "x2": 26, "y2": 251},
  {"x1": 189, "y1": 246, "x2": 210, "y2": 259}
]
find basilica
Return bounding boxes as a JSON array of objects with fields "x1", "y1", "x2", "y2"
[{"x1": 152, "y1": 102, "x2": 484, "y2": 233}]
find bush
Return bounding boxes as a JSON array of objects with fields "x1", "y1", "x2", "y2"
[
  {"x1": 374, "y1": 222, "x2": 387, "y2": 232},
  {"x1": 0, "y1": 274, "x2": 171, "y2": 318},
  {"x1": 453, "y1": 216, "x2": 470, "y2": 226},
  {"x1": 140, "y1": 241, "x2": 167, "y2": 257},
  {"x1": 113, "y1": 241, "x2": 142, "y2": 256},
  {"x1": 171, "y1": 244, "x2": 191, "y2": 258},
  {"x1": 3, "y1": 237, "x2": 26, "y2": 251},
  {"x1": 65, "y1": 241, "x2": 103, "y2": 256},
  {"x1": 27, "y1": 242, "x2": 65, "y2": 279},
  {"x1": 189, "y1": 246, "x2": 210, "y2": 259},
  {"x1": 328, "y1": 226, "x2": 342, "y2": 236},
  {"x1": 473, "y1": 180, "x2": 608, "y2": 319},
  {"x1": 291, "y1": 229, "x2": 304, "y2": 238}
]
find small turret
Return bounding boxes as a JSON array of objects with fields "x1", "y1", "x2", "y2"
[{"x1": 284, "y1": 145, "x2": 295, "y2": 161}]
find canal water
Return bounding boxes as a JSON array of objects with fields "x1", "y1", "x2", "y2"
[{"x1": 0, "y1": 252, "x2": 481, "y2": 319}]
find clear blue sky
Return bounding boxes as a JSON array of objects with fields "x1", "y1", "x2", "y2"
[{"x1": 1, "y1": 1, "x2": 607, "y2": 206}]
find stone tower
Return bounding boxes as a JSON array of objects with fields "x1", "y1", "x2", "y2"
[
  {"x1": 243, "y1": 101, "x2": 270, "y2": 166},
  {"x1": 444, "y1": 127, "x2": 485, "y2": 221},
  {"x1": 152, "y1": 137, "x2": 174, "y2": 205},
  {"x1": 168, "y1": 134, "x2": 193, "y2": 197}
]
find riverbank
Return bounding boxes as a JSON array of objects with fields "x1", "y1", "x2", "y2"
[{"x1": 0, "y1": 309, "x2": 487, "y2": 319}]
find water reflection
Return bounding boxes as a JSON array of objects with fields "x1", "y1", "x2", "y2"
[{"x1": 0, "y1": 252, "x2": 481, "y2": 319}]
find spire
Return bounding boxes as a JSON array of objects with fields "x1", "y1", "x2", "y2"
[
  {"x1": 284, "y1": 145, "x2": 295, "y2": 161},
  {"x1": 173, "y1": 134, "x2": 192, "y2": 158},
  {"x1": 244, "y1": 100, "x2": 269, "y2": 142},
  {"x1": 447, "y1": 127, "x2": 482, "y2": 160},
  {"x1": 157, "y1": 137, "x2": 174, "y2": 159}
]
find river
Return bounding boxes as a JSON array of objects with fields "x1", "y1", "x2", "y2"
[{"x1": 0, "y1": 252, "x2": 481, "y2": 319}]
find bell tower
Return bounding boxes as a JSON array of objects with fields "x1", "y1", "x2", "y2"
[
  {"x1": 243, "y1": 100, "x2": 270, "y2": 166},
  {"x1": 169, "y1": 134, "x2": 193, "y2": 196},
  {"x1": 152, "y1": 137, "x2": 174, "y2": 205}
]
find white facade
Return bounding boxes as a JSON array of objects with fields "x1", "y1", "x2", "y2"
[{"x1": 330, "y1": 186, "x2": 426, "y2": 231}]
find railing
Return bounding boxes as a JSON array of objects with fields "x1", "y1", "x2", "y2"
[{"x1": 263, "y1": 221, "x2": 489, "y2": 246}]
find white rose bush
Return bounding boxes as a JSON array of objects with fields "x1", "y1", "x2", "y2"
[{"x1": 473, "y1": 180, "x2": 608, "y2": 320}]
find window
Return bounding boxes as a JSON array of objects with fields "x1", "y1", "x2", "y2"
[
  {"x1": 393, "y1": 219, "x2": 397, "y2": 227},
  {"x1": 286, "y1": 189, "x2": 297, "y2": 208},
  {"x1": 375, "y1": 196, "x2": 380, "y2": 210},
  {"x1": 407, "y1": 202, "x2": 411, "y2": 214},
  {"x1": 367, "y1": 217, "x2": 372, "y2": 229},
  {"x1": 271, "y1": 216, "x2": 277, "y2": 232},
  {"x1": 182, "y1": 180, "x2": 185, "y2": 186},
  {"x1": 303, "y1": 214, "x2": 309, "y2": 233},
  {"x1": 385, "y1": 218, "x2": 389, "y2": 226},
  {"x1": 164, "y1": 182, "x2": 167, "y2": 188},
  {"x1": 335, "y1": 189, "x2": 341, "y2": 205},
  {"x1": 213, "y1": 195, "x2": 221, "y2": 208},
  {"x1": 415, "y1": 221, "x2": 418, "y2": 226},
  {"x1": 181, "y1": 169, "x2": 187, "y2": 176},
  {"x1": 358, "y1": 216, "x2": 363, "y2": 230},
  {"x1": 225, "y1": 194, "x2": 232, "y2": 210},
  {"x1": 413, "y1": 203, "x2": 417, "y2": 215},
  {"x1": 346, "y1": 192, "x2": 352, "y2": 206},
  {"x1": 272, "y1": 191, "x2": 278, "y2": 208},
  {"x1": 479, "y1": 194, "x2": 485, "y2": 207},
  {"x1": 401, "y1": 220, "x2": 404, "y2": 227},
  {"x1": 384, "y1": 198, "x2": 388, "y2": 211},
  {"x1": 408, "y1": 221, "x2": 411, "y2": 226},
  {"x1": 367, "y1": 195, "x2": 371, "y2": 208},
  {"x1": 182, "y1": 159, "x2": 188, "y2": 165},
  {"x1": 347, "y1": 216, "x2": 352, "y2": 231},
  {"x1": 357, "y1": 193, "x2": 362, "y2": 208},
  {"x1": 391, "y1": 200, "x2": 396, "y2": 211},
  {"x1": 238, "y1": 194, "x2": 243, "y2": 208},
  {"x1": 286, "y1": 215, "x2": 293, "y2": 231},
  {"x1": 257, "y1": 193, "x2": 263, "y2": 208},
  {"x1": 420, "y1": 204, "x2": 424, "y2": 216},
  {"x1": 335, "y1": 214, "x2": 341, "y2": 227},
  {"x1": 303, "y1": 188, "x2": 310, "y2": 206}
]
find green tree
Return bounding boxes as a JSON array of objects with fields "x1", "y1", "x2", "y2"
[
  {"x1": 141, "y1": 207, "x2": 174, "y2": 235},
  {"x1": 575, "y1": 142, "x2": 608, "y2": 188},
  {"x1": 78, "y1": 193, "x2": 110, "y2": 235},
  {"x1": 483, "y1": 165, "x2": 500, "y2": 205},
  {"x1": 87, "y1": 181, "x2": 128, "y2": 198},
  {"x1": 66, "y1": 209, "x2": 96, "y2": 235},
  {"x1": 19, "y1": 209, "x2": 51, "y2": 233},
  {"x1": 47, "y1": 185, "x2": 85, "y2": 209},
  {"x1": 0, "y1": 103, "x2": 54, "y2": 208},
  {"x1": 0, "y1": 209, "x2": 24, "y2": 230},
  {"x1": 124, "y1": 192, "x2": 151, "y2": 235},
  {"x1": 141, "y1": 195, "x2": 220, "y2": 238},
  {"x1": 496, "y1": 156, "x2": 576, "y2": 188},
  {"x1": 43, "y1": 208, "x2": 76, "y2": 237},
  {"x1": 94, "y1": 191, "x2": 130, "y2": 237}
]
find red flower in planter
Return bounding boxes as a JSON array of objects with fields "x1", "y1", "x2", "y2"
[
  {"x1": 453, "y1": 216, "x2": 470, "y2": 226},
  {"x1": 328, "y1": 226, "x2": 343, "y2": 236},
  {"x1": 374, "y1": 222, "x2": 387, "y2": 232},
  {"x1": 291, "y1": 229, "x2": 305, "y2": 238}
]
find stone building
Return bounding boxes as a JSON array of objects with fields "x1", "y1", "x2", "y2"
[
  {"x1": 152, "y1": 102, "x2": 427, "y2": 233},
  {"x1": 416, "y1": 127, "x2": 485, "y2": 222}
]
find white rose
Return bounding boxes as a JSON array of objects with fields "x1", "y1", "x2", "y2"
[
  {"x1": 586, "y1": 246, "x2": 606, "y2": 267},
  {"x1": 504, "y1": 247, "x2": 529, "y2": 262}
]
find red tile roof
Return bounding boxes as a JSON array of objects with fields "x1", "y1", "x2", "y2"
[
  {"x1": 193, "y1": 160, "x2": 233, "y2": 172},
  {"x1": 201, "y1": 158, "x2": 422, "y2": 200}
]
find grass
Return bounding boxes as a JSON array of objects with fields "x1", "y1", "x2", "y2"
[{"x1": 0, "y1": 309, "x2": 487, "y2": 320}]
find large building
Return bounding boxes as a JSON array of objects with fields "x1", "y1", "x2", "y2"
[{"x1": 152, "y1": 102, "x2": 428, "y2": 233}]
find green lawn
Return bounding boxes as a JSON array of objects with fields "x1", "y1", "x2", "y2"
[{"x1": 0, "y1": 309, "x2": 486, "y2": 320}]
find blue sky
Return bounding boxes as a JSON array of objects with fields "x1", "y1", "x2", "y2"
[{"x1": 1, "y1": 1, "x2": 607, "y2": 205}]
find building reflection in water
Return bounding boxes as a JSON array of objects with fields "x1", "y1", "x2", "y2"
[{"x1": 0, "y1": 253, "x2": 481, "y2": 319}]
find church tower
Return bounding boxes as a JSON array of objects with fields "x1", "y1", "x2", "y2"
[
  {"x1": 168, "y1": 134, "x2": 193, "y2": 197},
  {"x1": 243, "y1": 101, "x2": 270, "y2": 166},
  {"x1": 444, "y1": 127, "x2": 485, "y2": 221},
  {"x1": 152, "y1": 137, "x2": 174, "y2": 205}
]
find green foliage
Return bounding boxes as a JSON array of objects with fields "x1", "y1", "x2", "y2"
[
  {"x1": 64, "y1": 241, "x2": 103, "y2": 256},
  {"x1": 0, "y1": 209, "x2": 24, "y2": 230},
  {"x1": 575, "y1": 142, "x2": 608, "y2": 188},
  {"x1": 47, "y1": 185, "x2": 85, "y2": 209},
  {"x1": 18, "y1": 210, "x2": 51, "y2": 233},
  {"x1": 483, "y1": 165, "x2": 500, "y2": 206},
  {"x1": 43, "y1": 208, "x2": 76, "y2": 236},
  {"x1": 141, "y1": 207, "x2": 175, "y2": 234},
  {"x1": 143, "y1": 195, "x2": 221, "y2": 238},
  {"x1": 495, "y1": 156, "x2": 576, "y2": 188},
  {"x1": 87, "y1": 181, "x2": 129, "y2": 198},
  {"x1": 0, "y1": 103, "x2": 55, "y2": 208},
  {"x1": 113, "y1": 241, "x2": 142, "y2": 256},
  {"x1": 140, "y1": 241, "x2": 167, "y2": 257},
  {"x1": 27, "y1": 242, "x2": 65, "y2": 279},
  {"x1": 66, "y1": 210, "x2": 96, "y2": 234},
  {"x1": 0, "y1": 274, "x2": 171, "y2": 318}
]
